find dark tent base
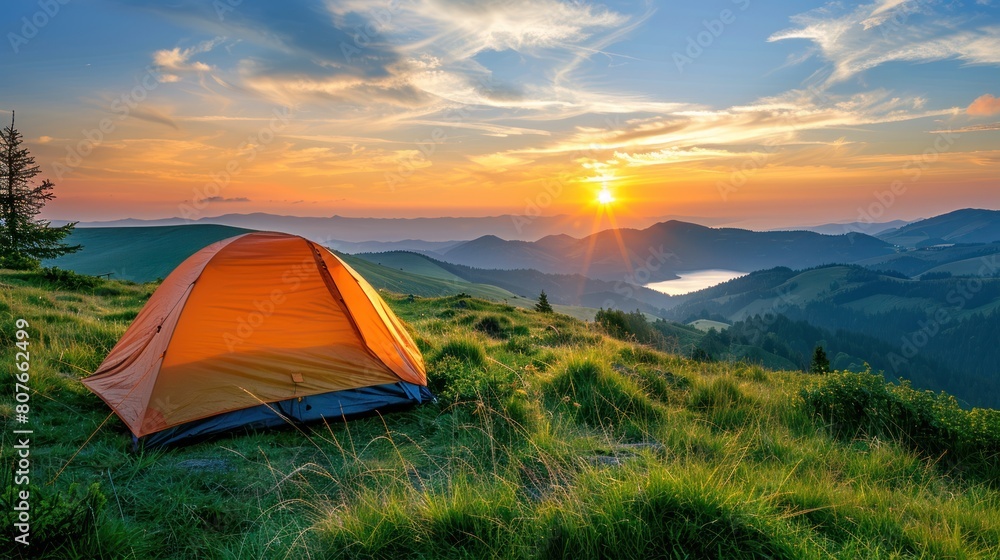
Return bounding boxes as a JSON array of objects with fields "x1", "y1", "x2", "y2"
[{"x1": 138, "y1": 381, "x2": 434, "y2": 448}]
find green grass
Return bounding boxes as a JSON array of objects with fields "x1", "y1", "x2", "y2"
[
  {"x1": 1, "y1": 268, "x2": 998, "y2": 558},
  {"x1": 353, "y1": 251, "x2": 468, "y2": 282},
  {"x1": 338, "y1": 252, "x2": 524, "y2": 301}
]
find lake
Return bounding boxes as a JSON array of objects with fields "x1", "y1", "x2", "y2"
[{"x1": 645, "y1": 269, "x2": 747, "y2": 296}]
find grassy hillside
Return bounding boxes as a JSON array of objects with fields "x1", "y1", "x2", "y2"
[
  {"x1": 855, "y1": 242, "x2": 1000, "y2": 277},
  {"x1": 688, "y1": 319, "x2": 731, "y2": 332},
  {"x1": 2, "y1": 268, "x2": 999, "y2": 559},
  {"x1": 336, "y1": 254, "x2": 601, "y2": 320},
  {"x1": 43, "y1": 225, "x2": 253, "y2": 282},
  {"x1": 352, "y1": 251, "x2": 467, "y2": 282},
  {"x1": 337, "y1": 252, "x2": 518, "y2": 301},
  {"x1": 664, "y1": 265, "x2": 1000, "y2": 408},
  {"x1": 877, "y1": 209, "x2": 1000, "y2": 248},
  {"x1": 352, "y1": 250, "x2": 675, "y2": 316}
]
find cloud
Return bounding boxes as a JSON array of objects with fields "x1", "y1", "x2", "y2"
[
  {"x1": 121, "y1": 0, "x2": 648, "y2": 123},
  {"x1": 929, "y1": 122, "x2": 1000, "y2": 133},
  {"x1": 238, "y1": 58, "x2": 432, "y2": 108},
  {"x1": 127, "y1": 105, "x2": 179, "y2": 129},
  {"x1": 464, "y1": 87, "x2": 957, "y2": 180},
  {"x1": 967, "y1": 94, "x2": 1000, "y2": 116},
  {"x1": 613, "y1": 147, "x2": 747, "y2": 167},
  {"x1": 467, "y1": 152, "x2": 532, "y2": 170},
  {"x1": 395, "y1": 0, "x2": 629, "y2": 57},
  {"x1": 769, "y1": 1, "x2": 1000, "y2": 84},
  {"x1": 201, "y1": 196, "x2": 250, "y2": 203},
  {"x1": 152, "y1": 37, "x2": 223, "y2": 77},
  {"x1": 521, "y1": 89, "x2": 948, "y2": 157},
  {"x1": 407, "y1": 120, "x2": 551, "y2": 137}
]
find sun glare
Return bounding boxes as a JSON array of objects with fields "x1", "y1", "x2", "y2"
[{"x1": 597, "y1": 188, "x2": 614, "y2": 205}]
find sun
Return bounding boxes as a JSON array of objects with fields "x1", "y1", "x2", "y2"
[{"x1": 597, "y1": 187, "x2": 614, "y2": 205}]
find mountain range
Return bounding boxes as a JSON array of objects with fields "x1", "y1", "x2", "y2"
[{"x1": 437, "y1": 221, "x2": 894, "y2": 281}]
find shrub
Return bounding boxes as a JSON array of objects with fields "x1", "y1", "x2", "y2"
[
  {"x1": 0, "y1": 253, "x2": 40, "y2": 270},
  {"x1": 1, "y1": 482, "x2": 108, "y2": 556},
  {"x1": 617, "y1": 345, "x2": 664, "y2": 366},
  {"x1": 594, "y1": 308, "x2": 665, "y2": 348},
  {"x1": 546, "y1": 358, "x2": 660, "y2": 438},
  {"x1": 428, "y1": 355, "x2": 487, "y2": 400},
  {"x1": 474, "y1": 315, "x2": 511, "y2": 339},
  {"x1": 504, "y1": 335, "x2": 536, "y2": 355},
  {"x1": 543, "y1": 469, "x2": 802, "y2": 559},
  {"x1": 691, "y1": 377, "x2": 745, "y2": 410},
  {"x1": 801, "y1": 369, "x2": 1000, "y2": 482},
  {"x1": 434, "y1": 338, "x2": 487, "y2": 368},
  {"x1": 39, "y1": 267, "x2": 101, "y2": 290}
]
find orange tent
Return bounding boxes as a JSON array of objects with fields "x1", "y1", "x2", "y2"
[{"x1": 83, "y1": 231, "x2": 431, "y2": 447}]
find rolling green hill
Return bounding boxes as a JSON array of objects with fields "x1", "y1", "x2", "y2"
[
  {"x1": 337, "y1": 252, "x2": 518, "y2": 301},
  {"x1": 856, "y1": 242, "x2": 1000, "y2": 277},
  {"x1": 353, "y1": 251, "x2": 467, "y2": 282},
  {"x1": 329, "y1": 253, "x2": 607, "y2": 320},
  {"x1": 664, "y1": 264, "x2": 1000, "y2": 408},
  {"x1": 353, "y1": 250, "x2": 675, "y2": 315},
  {"x1": 1, "y1": 268, "x2": 998, "y2": 558},
  {"x1": 43, "y1": 225, "x2": 254, "y2": 282},
  {"x1": 877, "y1": 208, "x2": 1000, "y2": 248}
]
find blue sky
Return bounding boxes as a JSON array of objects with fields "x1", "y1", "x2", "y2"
[{"x1": 2, "y1": 0, "x2": 998, "y2": 227}]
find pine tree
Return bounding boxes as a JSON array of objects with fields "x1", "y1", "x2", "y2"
[
  {"x1": 534, "y1": 290, "x2": 553, "y2": 313},
  {"x1": 0, "y1": 112, "x2": 79, "y2": 268},
  {"x1": 811, "y1": 345, "x2": 831, "y2": 374}
]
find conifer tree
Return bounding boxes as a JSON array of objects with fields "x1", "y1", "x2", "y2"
[
  {"x1": 534, "y1": 290, "x2": 554, "y2": 313},
  {"x1": 811, "y1": 345, "x2": 831, "y2": 374},
  {"x1": 0, "y1": 112, "x2": 79, "y2": 268}
]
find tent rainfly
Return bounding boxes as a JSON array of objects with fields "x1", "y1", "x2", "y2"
[{"x1": 83, "y1": 231, "x2": 432, "y2": 447}]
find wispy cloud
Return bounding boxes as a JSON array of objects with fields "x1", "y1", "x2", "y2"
[
  {"x1": 929, "y1": 122, "x2": 1000, "y2": 133},
  {"x1": 769, "y1": 1, "x2": 1000, "y2": 84},
  {"x1": 201, "y1": 196, "x2": 250, "y2": 203},
  {"x1": 152, "y1": 37, "x2": 223, "y2": 82},
  {"x1": 128, "y1": 0, "x2": 651, "y2": 124},
  {"x1": 127, "y1": 105, "x2": 179, "y2": 129},
  {"x1": 497, "y1": 89, "x2": 950, "y2": 159}
]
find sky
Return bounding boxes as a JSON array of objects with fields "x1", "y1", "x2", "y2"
[{"x1": 2, "y1": 0, "x2": 999, "y2": 229}]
